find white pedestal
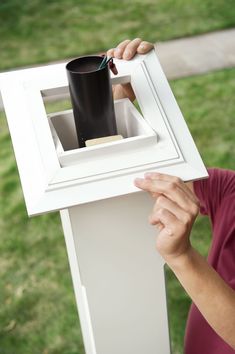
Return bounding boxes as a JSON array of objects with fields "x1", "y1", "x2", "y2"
[{"x1": 61, "y1": 192, "x2": 171, "y2": 354}]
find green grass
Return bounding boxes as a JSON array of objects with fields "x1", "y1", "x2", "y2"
[
  {"x1": 0, "y1": 157, "x2": 84, "y2": 352},
  {"x1": 0, "y1": 67, "x2": 234, "y2": 353},
  {"x1": 1, "y1": 0, "x2": 235, "y2": 71},
  {"x1": 171, "y1": 68, "x2": 235, "y2": 170}
]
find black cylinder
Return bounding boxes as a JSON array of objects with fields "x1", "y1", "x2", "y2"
[{"x1": 66, "y1": 55, "x2": 117, "y2": 148}]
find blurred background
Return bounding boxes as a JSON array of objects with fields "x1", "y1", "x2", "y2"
[{"x1": 0, "y1": 1, "x2": 235, "y2": 353}]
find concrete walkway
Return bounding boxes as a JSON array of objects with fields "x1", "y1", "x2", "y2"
[
  {"x1": 1, "y1": 28, "x2": 235, "y2": 109},
  {"x1": 156, "y1": 28, "x2": 235, "y2": 79}
]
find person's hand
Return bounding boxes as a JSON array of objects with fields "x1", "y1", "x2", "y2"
[
  {"x1": 107, "y1": 38, "x2": 154, "y2": 101},
  {"x1": 134, "y1": 172, "x2": 200, "y2": 264}
]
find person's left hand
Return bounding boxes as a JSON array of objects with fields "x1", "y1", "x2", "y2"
[
  {"x1": 107, "y1": 38, "x2": 154, "y2": 101},
  {"x1": 134, "y1": 172, "x2": 200, "y2": 264}
]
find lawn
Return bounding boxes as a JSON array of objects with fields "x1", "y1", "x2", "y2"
[
  {"x1": 0, "y1": 66, "x2": 234, "y2": 353},
  {"x1": 1, "y1": 0, "x2": 235, "y2": 70}
]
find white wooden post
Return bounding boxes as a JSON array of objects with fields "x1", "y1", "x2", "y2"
[{"x1": 61, "y1": 192, "x2": 170, "y2": 354}]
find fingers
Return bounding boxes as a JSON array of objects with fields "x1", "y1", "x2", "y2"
[
  {"x1": 137, "y1": 41, "x2": 154, "y2": 54},
  {"x1": 135, "y1": 177, "x2": 188, "y2": 210},
  {"x1": 150, "y1": 207, "x2": 178, "y2": 236},
  {"x1": 107, "y1": 38, "x2": 154, "y2": 61},
  {"x1": 122, "y1": 38, "x2": 144, "y2": 60},
  {"x1": 150, "y1": 195, "x2": 194, "y2": 227},
  {"x1": 106, "y1": 48, "x2": 115, "y2": 58},
  {"x1": 116, "y1": 38, "x2": 142, "y2": 60},
  {"x1": 149, "y1": 198, "x2": 194, "y2": 237},
  {"x1": 112, "y1": 83, "x2": 135, "y2": 101},
  {"x1": 144, "y1": 172, "x2": 200, "y2": 206},
  {"x1": 134, "y1": 175, "x2": 199, "y2": 218},
  {"x1": 134, "y1": 172, "x2": 196, "y2": 260},
  {"x1": 113, "y1": 39, "x2": 132, "y2": 59}
]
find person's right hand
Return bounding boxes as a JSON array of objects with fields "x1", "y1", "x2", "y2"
[
  {"x1": 107, "y1": 38, "x2": 154, "y2": 101},
  {"x1": 134, "y1": 172, "x2": 200, "y2": 264}
]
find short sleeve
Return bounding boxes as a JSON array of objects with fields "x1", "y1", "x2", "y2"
[{"x1": 193, "y1": 168, "x2": 235, "y2": 221}]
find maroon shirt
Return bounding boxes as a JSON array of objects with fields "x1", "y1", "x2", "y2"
[{"x1": 184, "y1": 168, "x2": 235, "y2": 353}]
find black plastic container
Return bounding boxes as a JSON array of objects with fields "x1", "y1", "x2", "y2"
[{"x1": 66, "y1": 56, "x2": 117, "y2": 148}]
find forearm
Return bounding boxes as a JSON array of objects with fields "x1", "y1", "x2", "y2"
[{"x1": 166, "y1": 247, "x2": 235, "y2": 349}]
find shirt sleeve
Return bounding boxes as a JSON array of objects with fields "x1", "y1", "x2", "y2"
[{"x1": 193, "y1": 168, "x2": 235, "y2": 220}]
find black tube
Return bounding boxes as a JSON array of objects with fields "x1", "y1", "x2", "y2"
[{"x1": 66, "y1": 55, "x2": 117, "y2": 148}]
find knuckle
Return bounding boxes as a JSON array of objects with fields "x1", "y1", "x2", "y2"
[
  {"x1": 181, "y1": 209, "x2": 196, "y2": 228},
  {"x1": 184, "y1": 214, "x2": 192, "y2": 227},
  {"x1": 144, "y1": 179, "x2": 151, "y2": 188},
  {"x1": 192, "y1": 204, "x2": 199, "y2": 216},
  {"x1": 152, "y1": 192, "x2": 159, "y2": 198},
  {"x1": 179, "y1": 221, "x2": 188, "y2": 233},
  {"x1": 172, "y1": 176, "x2": 181, "y2": 184},
  {"x1": 169, "y1": 181, "x2": 177, "y2": 191},
  {"x1": 149, "y1": 213, "x2": 158, "y2": 225},
  {"x1": 189, "y1": 203, "x2": 199, "y2": 218},
  {"x1": 156, "y1": 195, "x2": 165, "y2": 205},
  {"x1": 157, "y1": 208, "x2": 165, "y2": 217},
  {"x1": 153, "y1": 202, "x2": 160, "y2": 212}
]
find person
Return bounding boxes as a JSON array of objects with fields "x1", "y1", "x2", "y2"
[{"x1": 107, "y1": 38, "x2": 235, "y2": 353}]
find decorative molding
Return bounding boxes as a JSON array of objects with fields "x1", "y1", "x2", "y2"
[{"x1": 0, "y1": 49, "x2": 207, "y2": 215}]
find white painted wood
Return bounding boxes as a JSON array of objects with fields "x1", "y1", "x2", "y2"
[
  {"x1": 0, "y1": 49, "x2": 207, "y2": 216},
  {"x1": 48, "y1": 99, "x2": 157, "y2": 168},
  {"x1": 60, "y1": 209, "x2": 97, "y2": 354},
  {"x1": 60, "y1": 192, "x2": 171, "y2": 354}
]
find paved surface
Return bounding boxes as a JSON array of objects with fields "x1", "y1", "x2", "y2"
[
  {"x1": 156, "y1": 28, "x2": 235, "y2": 79},
  {"x1": 1, "y1": 28, "x2": 235, "y2": 109}
]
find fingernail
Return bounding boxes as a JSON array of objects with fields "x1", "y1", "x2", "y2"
[
  {"x1": 114, "y1": 48, "x2": 122, "y2": 58},
  {"x1": 144, "y1": 172, "x2": 154, "y2": 179},
  {"x1": 124, "y1": 50, "x2": 131, "y2": 59},
  {"x1": 144, "y1": 172, "x2": 160, "y2": 179},
  {"x1": 134, "y1": 177, "x2": 144, "y2": 185}
]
